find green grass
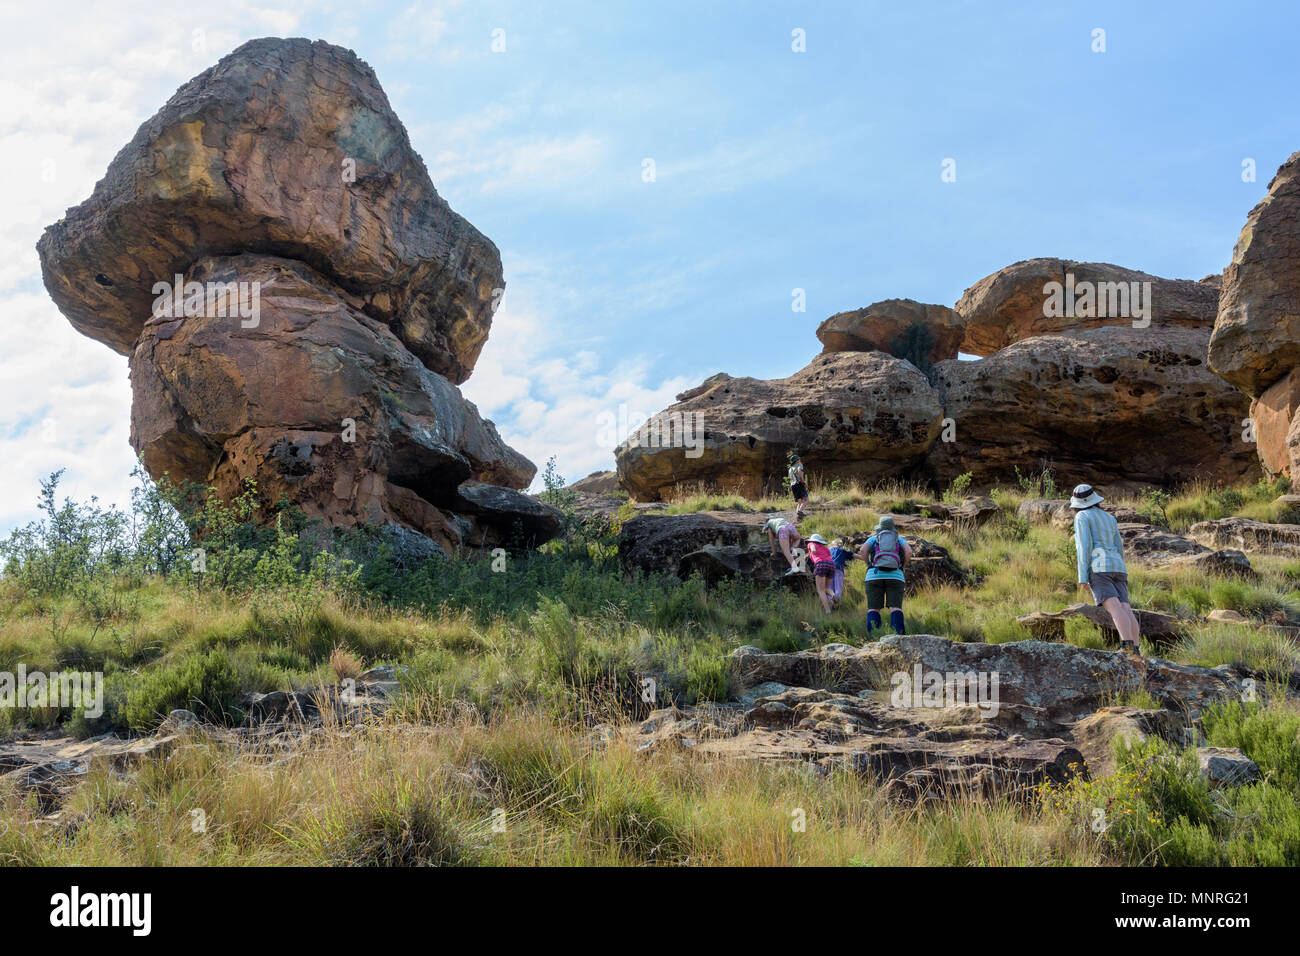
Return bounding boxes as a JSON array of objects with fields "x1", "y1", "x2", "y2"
[{"x1": 3, "y1": 471, "x2": 1300, "y2": 866}]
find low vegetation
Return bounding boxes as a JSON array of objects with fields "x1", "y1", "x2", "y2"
[{"x1": 1, "y1": 466, "x2": 1298, "y2": 865}]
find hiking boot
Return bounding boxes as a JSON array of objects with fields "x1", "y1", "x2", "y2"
[{"x1": 1121, "y1": 641, "x2": 1143, "y2": 659}]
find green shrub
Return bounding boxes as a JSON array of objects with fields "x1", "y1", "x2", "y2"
[
  {"x1": 1203, "y1": 700, "x2": 1300, "y2": 791},
  {"x1": 123, "y1": 649, "x2": 241, "y2": 731}
]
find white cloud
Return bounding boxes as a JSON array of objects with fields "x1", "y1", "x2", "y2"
[
  {"x1": 462, "y1": 275, "x2": 699, "y2": 491},
  {"x1": 0, "y1": 0, "x2": 309, "y2": 532}
]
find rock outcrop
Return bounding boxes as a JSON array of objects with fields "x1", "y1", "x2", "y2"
[
  {"x1": 38, "y1": 38, "x2": 555, "y2": 553},
  {"x1": 957, "y1": 258, "x2": 1220, "y2": 356},
  {"x1": 815, "y1": 299, "x2": 965, "y2": 366},
  {"x1": 1207, "y1": 152, "x2": 1300, "y2": 478},
  {"x1": 1016, "y1": 603, "x2": 1185, "y2": 648},
  {"x1": 636, "y1": 636, "x2": 1257, "y2": 801},
  {"x1": 924, "y1": 326, "x2": 1257, "y2": 487},
  {"x1": 1188, "y1": 517, "x2": 1300, "y2": 555},
  {"x1": 616, "y1": 352, "x2": 944, "y2": 501}
]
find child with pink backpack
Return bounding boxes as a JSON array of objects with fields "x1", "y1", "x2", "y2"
[{"x1": 805, "y1": 534, "x2": 835, "y2": 614}]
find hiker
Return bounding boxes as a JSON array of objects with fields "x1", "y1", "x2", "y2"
[
  {"x1": 764, "y1": 515, "x2": 803, "y2": 574},
  {"x1": 806, "y1": 534, "x2": 835, "y2": 613},
  {"x1": 857, "y1": 515, "x2": 913, "y2": 637},
  {"x1": 1070, "y1": 483, "x2": 1142, "y2": 657},
  {"x1": 788, "y1": 454, "x2": 809, "y2": 517},
  {"x1": 829, "y1": 537, "x2": 856, "y2": 609}
]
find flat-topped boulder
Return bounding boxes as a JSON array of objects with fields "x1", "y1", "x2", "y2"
[
  {"x1": 956, "y1": 258, "x2": 1220, "y2": 356},
  {"x1": 732, "y1": 635, "x2": 1249, "y2": 722},
  {"x1": 38, "y1": 37, "x2": 501, "y2": 384},
  {"x1": 1188, "y1": 516, "x2": 1300, "y2": 555},
  {"x1": 815, "y1": 298, "x2": 965, "y2": 367},
  {"x1": 616, "y1": 351, "x2": 943, "y2": 502}
]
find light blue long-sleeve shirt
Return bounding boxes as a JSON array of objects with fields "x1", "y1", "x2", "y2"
[{"x1": 1073, "y1": 506, "x2": 1127, "y2": 583}]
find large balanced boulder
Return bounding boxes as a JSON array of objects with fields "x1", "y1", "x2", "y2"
[
  {"x1": 39, "y1": 38, "x2": 551, "y2": 553},
  {"x1": 38, "y1": 37, "x2": 501, "y2": 385},
  {"x1": 923, "y1": 326, "x2": 1257, "y2": 487},
  {"x1": 957, "y1": 258, "x2": 1219, "y2": 356},
  {"x1": 616, "y1": 351, "x2": 944, "y2": 501},
  {"x1": 1207, "y1": 151, "x2": 1300, "y2": 478},
  {"x1": 815, "y1": 299, "x2": 965, "y2": 366}
]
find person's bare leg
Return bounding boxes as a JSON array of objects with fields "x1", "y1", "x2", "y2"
[
  {"x1": 780, "y1": 536, "x2": 796, "y2": 569},
  {"x1": 817, "y1": 578, "x2": 832, "y2": 613},
  {"x1": 1103, "y1": 596, "x2": 1140, "y2": 649}
]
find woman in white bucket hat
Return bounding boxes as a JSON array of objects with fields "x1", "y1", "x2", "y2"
[{"x1": 1070, "y1": 483, "x2": 1142, "y2": 657}]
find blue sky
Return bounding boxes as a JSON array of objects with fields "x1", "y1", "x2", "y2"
[{"x1": 2, "y1": 0, "x2": 1298, "y2": 532}]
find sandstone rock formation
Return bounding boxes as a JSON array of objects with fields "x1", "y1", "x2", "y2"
[
  {"x1": 1118, "y1": 523, "x2": 1254, "y2": 577},
  {"x1": 566, "y1": 471, "x2": 620, "y2": 494},
  {"x1": 957, "y1": 258, "x2": 1220, "y2": 356},
  {"x1": 1207, "y1": 151, "x2": 1300, "y2": 478},
  {"x1": 924, "y1": 326, "x2": 1257, "y2": 488},
  {"x1": 635, "y1": 636, "x2": 1256, "y2": 801},
  {"x1": 1188, "y1": 517, "x2": 1300, "y2": 555},
  {"x1": 38, "y1": 37, "x2": 499, "y2": 384},
  {"x1": 38, "y1": 38, "x2": 555, "y2": 553},
  {"x1": 815, "y1": 299, "x2": 965, "y2": 366},
  {"x1": 615, "y1": 351, "x2": 943, "y2": 501},
  {"x1": 619, "y1": 277, "x2": 1254, "y2": 501}
]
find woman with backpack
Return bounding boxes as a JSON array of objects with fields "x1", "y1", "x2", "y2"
[{"x1": 857, "y1": 515, "x2": 913, "y2": 637}]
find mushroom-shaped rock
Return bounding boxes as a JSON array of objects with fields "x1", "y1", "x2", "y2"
[
  {"x1": 38, "y1": 36, "x2": 501, "y2": 384},
  {"x1": 815, "y1": 299, "x2": 965, "y2": 366},
  {"x1": 615, "y1": 351, "x2": 944, "y2": 502},
  {"x1": 956, "y1": 258, "x2": 1219, "y2": 357},
  {"x1": 922, "y1": 326, "x2": 1257, "y2": 488}
]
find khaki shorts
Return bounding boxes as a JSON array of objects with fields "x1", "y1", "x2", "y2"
[{"x1": 1089, "y1": 571, "x2": 1130, "y2": 605}]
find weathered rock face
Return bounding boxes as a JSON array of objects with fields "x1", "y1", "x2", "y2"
[
  {"x1": 957, "y1": 258, "x2": 1219, "y2": 357},
  {"x1": 1250, "y1": 367, "x2": 1300, "y2": 476},
  {"x1": 566, "y1": 470, "x2": 620, "y2": 494},
  {"x1": 616, "y1": 351, "x2": 944, "y2": 501},
  {"x1": 1207, "y1": 152, "x2": 1300, "y2": 398},
  {"x1": 38, "y1": 37, "x2": 501, "y2": 384},
  {"x1": 634, "y1": 636, "x2": 1257, "y2": 801},
  {"x1": 816, "y1": 299, "x2": 965, "y2": 366},
  {"x1": 619, "y1": 512, "x2": 768, "y2": 578},
  {"x1": 39, "y1": 38, "x2": 551, "y2": 553},
  {"x1": 129, "y1": 255, "x2": 550, "y2": 550},
  {"x1": 1117, "y1": 523, "x2": 1255, "y2": 577},
  {"x1": 1188, "y1": 517, "x2": 1300, "y2": 555},
  {"x1": 923, "y1": 326, "x2": 1258, "y2": 487},
  {"x1": 1206, "y1": 152, "x2": 1300, "y2": 478}
]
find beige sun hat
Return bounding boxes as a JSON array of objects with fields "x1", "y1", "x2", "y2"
[{"x1": 1069, "y1": 483, "x2": 1104, "y2": 509}]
